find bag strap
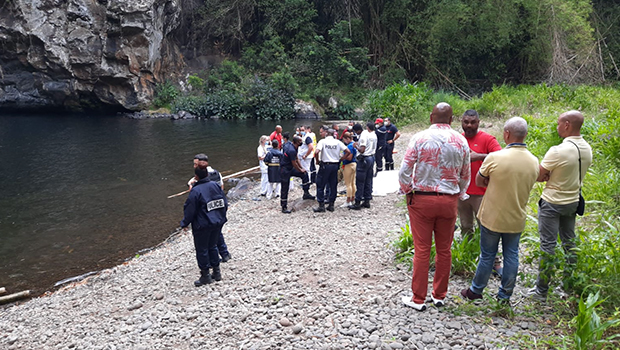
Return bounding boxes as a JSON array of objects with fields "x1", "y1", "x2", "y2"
[{"x1": 567, "y1": 140, "x2": 582, "y2": 190}]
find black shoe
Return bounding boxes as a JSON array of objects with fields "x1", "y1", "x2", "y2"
[
  {"x1": 348, "y1": 203, "x2": 362, "y2": 210},
  {"x1": 282, "y1": 207, "x2": 292, "y2": 214},
  {"x1": 326, "y1": 203, "x2": 335, "y2": 212},
  {"x1": 211, "y1": 266, "x2": 222, "y2": 282},
  {"x1": 302, "y1": 193, "x2": 315, "y2": 200},
  {"x1": 313, "y1": 204, "x2": 326, "y2": 213},
  {"x1": 194, "y1": 270, "x2": 213, "y2": 287},
  {"x1": 221, "y1": 254, "x2": 231, "y2": 263},
  {"x1": 361, "y1": 200, "x2": 371, "y2": 208}
]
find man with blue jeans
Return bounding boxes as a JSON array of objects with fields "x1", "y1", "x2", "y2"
[{"x1": 461, "y1": 117, "x2": 539, "y2": 303}]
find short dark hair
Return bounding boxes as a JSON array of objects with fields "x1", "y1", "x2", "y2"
[
  {"x1": 282, "y1": 132, "x2": 290, "y2": 140},
  {"x1": 194, "y1": 153, "x2": 208, "y2": 162},
  {"x1": 271, "y1": 139, "x2": 279, "y2": 148},
  {"x1": 366, "y1": 122, "x2": 375, "y2": 131},
  {"x1": 195, "y1": 167, "x2": 208, "y2": 179},
  {"x1": 463, "y1": 109, "x2": 479, "y2": 118},
  {"x1": 352, "y1": 123, "x2": 363, "y2": 133}
]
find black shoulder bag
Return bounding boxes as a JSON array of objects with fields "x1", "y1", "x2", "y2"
[{"x1": 568, "y1": 140, "x2": 585, "y2": 216}]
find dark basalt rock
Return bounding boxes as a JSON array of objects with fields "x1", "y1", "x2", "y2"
[{"x1": 0, "y1": 0, "x2": 185, "y2": 112}]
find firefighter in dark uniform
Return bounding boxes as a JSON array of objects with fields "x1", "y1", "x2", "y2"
[
  {"x1": 313, "y1": 128, "x2": 351, "y2": 212},
  {"x1": 181, "y1": 166, "x2": 228, "y2": 286},
  {"x1": 384, "y1": 117, "x2": 401, "y2": 170},
  {"x1": 264, "y1": 139, "x2": 282, "y2": 198},
  {"x1": 280, "y1": 135, "x2": 315, "y2": 213},
  {"x1": 374, "y1": 118, "x2": 387, "y2": 175}
]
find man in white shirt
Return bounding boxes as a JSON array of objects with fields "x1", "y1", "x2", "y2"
[
  {"x1": 349, "y1": 122, "x2": 377, "y2": 210},
  {"x1": 313, "y1": 128, "x2": 351, "y2": 212}
]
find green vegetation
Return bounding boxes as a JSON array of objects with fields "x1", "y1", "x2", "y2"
[
  {"x1": 390, "y1": 83, "x2": 620, "y2": 349},
  {"x1": 154, "y1": 0, "x2": 620, "y2": 115}
]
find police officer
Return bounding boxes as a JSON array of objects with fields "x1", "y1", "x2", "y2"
[
  {"x1": 384, "y1": 117, "x2": 401, "y2": 171},
  {"x1": 190, "y1": 154, "x2": 231, "y2": 262},
  {"x1": 349, "y1": 122, "x2": 377, "y2": 210},
  {"x1": 181, "y1": 166, "x2": 228, "y2": 286},
  {"x1": 374, "y1": 118, "x2": 387, "y2": 175},
  {"x1": 280, "y1": 135, "x2": 315, "y2": 213},
  {"x1": 313, "y1": 128, "x2": 351, "y2": 212}
]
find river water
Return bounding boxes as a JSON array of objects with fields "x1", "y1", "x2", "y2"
[{"x1": 0, "y1": 114, "x2": 324, "y2": 296}]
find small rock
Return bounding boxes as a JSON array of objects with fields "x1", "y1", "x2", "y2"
[
  {"x1": 390, "y1": 342, "x2": 404, "y2": 349},
  {"x1": 280, "y1": 317, "x2": 292, "y2": 327},
  {"x1": 127, "y1": 302, "x2": 143, "y2": 311},
  {"x1": 292, "y1": 324, "x2": 303, "y2": 334}
]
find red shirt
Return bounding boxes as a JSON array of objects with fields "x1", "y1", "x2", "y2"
[
  {"x1": 270, "y1": 131, "x2": 282, "y2": 149},
  {"x1": 463, "y1": 131, "x2": 502, "y2": 196}
]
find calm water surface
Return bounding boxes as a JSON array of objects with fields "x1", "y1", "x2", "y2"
[{"x1": 0, "y1": 114, "x2": 323, "y2": 295}]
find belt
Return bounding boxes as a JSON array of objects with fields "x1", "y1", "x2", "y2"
[
  {"x1": 414, "y1": 191, "x2": 454, "y2": 196},
  {"x1": 322, "y1": 162, "x2": 340, "y2": 165}
]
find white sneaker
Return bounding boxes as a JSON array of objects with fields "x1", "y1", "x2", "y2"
[
  {"x1": 340, "y1": 202, "x2": 350, "y2": 208},
  {"x1": 430, "y1": 295, "x2": 445, "y2": 307},
  {"x1": 401, "y1": 296, "x2": 427, "y2": 311}
]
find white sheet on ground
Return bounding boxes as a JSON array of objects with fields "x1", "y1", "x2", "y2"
[{"x1": 372, "y1": 170, "x2": 400, "y2": 196}]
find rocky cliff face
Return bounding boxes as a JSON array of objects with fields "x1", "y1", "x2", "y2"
[{"x1": 0, "y1": 0, "x2": 184, "y2": 111}]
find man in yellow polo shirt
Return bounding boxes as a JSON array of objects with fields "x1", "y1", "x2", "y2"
[
  {"x1": 528, "y1": 111, "x2": 593, "y2": 301},
  {"x1": 461, "y1": 117, "x2": 539, "y2": 304}
]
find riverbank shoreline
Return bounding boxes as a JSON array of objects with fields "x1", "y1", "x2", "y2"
[{"x1": 0, "y1": 128, "x2": 559, "y2": 350}]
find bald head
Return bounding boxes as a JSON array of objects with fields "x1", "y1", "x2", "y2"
[
  {"x1": 558, "y1": 110, "x2": 584, "y2": 137},
  {"x1": 430, "y1": 103, "x2": 453, "y2": 124},
  {"x1": 503, "y1": 117, "x2": 528, "y2": 143}
]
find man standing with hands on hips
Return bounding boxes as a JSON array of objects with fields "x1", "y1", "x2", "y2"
[{"x1": 399, "y1": 103, "x2": 470, "y2": 311}]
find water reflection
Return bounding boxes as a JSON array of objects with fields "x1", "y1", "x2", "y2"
[{"x1": 0, "y1": 115, "x2": 326, "y2": 295}]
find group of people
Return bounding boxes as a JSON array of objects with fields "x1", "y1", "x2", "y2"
[
  {"x1": 399, "y1": 103, "x2": 592, "y2": 311},
  {"x1": 257, "y1": 119, "x2": 400, "y2": 213},
  {"x1": 178, "y1": 104, "x2": 592, "y2": 307}
]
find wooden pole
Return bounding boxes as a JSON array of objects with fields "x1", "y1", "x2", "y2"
[
  {"x1": 167, "y1": 165, "x2": 261, "y2": 199},
  {"x1": 221, "y1": 165, "x2": 260, "y2": 181},
  {"x1": 0, "y1": 287, "x2": 5, "y2": 295},
  {"x1": 0, "y1": 290, "x2": 30, "y2": 304},
  {"x1": 167, "y1": 189, "x2": 190, "y2": 199}
]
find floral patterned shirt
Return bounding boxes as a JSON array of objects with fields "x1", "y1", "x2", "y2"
[{"x1": 399, "y1": 124, "x2": 471, "y2": 198}]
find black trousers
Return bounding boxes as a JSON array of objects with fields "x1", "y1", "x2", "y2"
[
  {"x1": 193, "y1": 225, "x2": 222, "y2": 271},
  {"x1": 280, "y1": 167, "x2": 310, "y2": 208},
  {"x1": 316, "y1": 163, "x2": 339, "y2": 204},
  {"x1": 375, "y1": 145, "x2": 385, "y2": 171},
  {"x1": 355, "y1": 155, "x2": 374, "y2": 202},
  {"x1": 385, "y1": 142, "x2": 395, "y2": 170}
]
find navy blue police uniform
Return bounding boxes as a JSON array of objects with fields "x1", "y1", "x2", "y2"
[
  {"x1": 315, "y1": 136, "x2": 347, "y2": 211},
  {"x1": 180, "y1": 177, "x2": 228, "y2": 284},
  {"x1": 280, "y1": 141, "x2": 311, "y2": 211},
  {"x1": 206, "y1": 167, "x2": 231, "y2": 261}
]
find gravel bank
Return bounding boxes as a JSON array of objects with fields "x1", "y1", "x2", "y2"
[{"x1": 0, "y1": 129, "x2": 557, "y2": 350}]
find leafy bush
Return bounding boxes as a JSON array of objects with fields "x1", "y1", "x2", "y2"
[
  {"x1": 247, "y1": 78, "x2": 295, "y2": 119},
  {"x1": 451, "y1": 230, "x2": 480, "y2": 277},
  {"x1": 572, "y1": 291, "x2": 620, "y2": 350},
  {"x1": 171, "y1": 95, "x2": 206, "y2": 116},
  {"x1": 203, "y1": 90, "x2": 246, "y2": 119},
  {"x1": 365, "y1": 82, "x2": 434, "y2": 125},
  {"x1": 153, "y1": 81, "x2": 179, "y2": 109}
]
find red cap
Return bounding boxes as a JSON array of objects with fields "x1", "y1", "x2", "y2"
[{"x1": 375, "y1": 118, "x2": 383, "y2": 124}]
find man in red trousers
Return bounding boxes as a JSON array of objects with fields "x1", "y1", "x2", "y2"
[{"x1": 399, "y1": 103, "x2": 470, "y2": 311}]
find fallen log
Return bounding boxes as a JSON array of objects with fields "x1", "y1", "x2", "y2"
[{"x1": 0, "y1": 290, "x2": 30, "y2": 304}]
